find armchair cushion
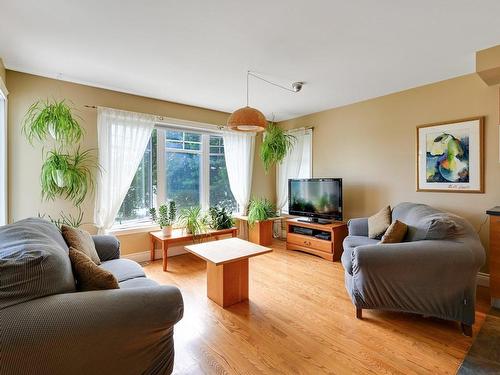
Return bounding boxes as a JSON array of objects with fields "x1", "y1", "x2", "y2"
[
  {"x1": 379, "y1": 220, "x2": 407, "y2": 243},
  {"x1": 61, "y1": 225, "x2": 101, "y2": 265},
  {"x1": 368, "y1": 206, "x2": 391, "y2": 238},
  {"x1": 69, "y1": 247, "x2": 119, "y2": 291},
  {"x1": 0, "y1": 218, "x2": 76, "y2": 310},
  {"x1": 100, "y1": 258, "x2": 146, "y2": 282}
]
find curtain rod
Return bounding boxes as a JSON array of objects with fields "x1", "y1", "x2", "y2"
[{"x1": 84, "y1": 105, "x2": 313, "y2": 130}]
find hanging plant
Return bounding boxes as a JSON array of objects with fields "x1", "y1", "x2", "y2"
[
  {"x1": 22, "y1": 99, "x2": 83, "y2": 145},
  {"x1": 41, "y1": 147, "x2": 99, "y2": 206},
  {"x1": 260, "y1": 122, "x2": 296, "y2": 173}
]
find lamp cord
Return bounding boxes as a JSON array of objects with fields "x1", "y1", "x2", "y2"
[
  {"x1": 245, "y1": 70, "x2": 300, "y2": 107},
  {"x1": 248, "y1": 71, "x2": 298, "y2": 93},
  {"x1": 246, "y1": 70, "x2": 249, "y2": 106}
]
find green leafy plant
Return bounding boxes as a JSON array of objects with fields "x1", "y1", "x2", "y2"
[
  {"x1": 260, "y1": 122, "x2": 296, "y2": 173},
  {"x1": 150, "y1": 201, "x2": 177, "y2": 228},
  {"x1": 247, "y1": 197, "x2": 277, "y2": 226},
  {"x1": 208, "y1": 205, "x2": 234, "y2": 230},
  {"x1": 179, "y1": 206, "x2": 208, "y2": 239},
  {"x1": 40, "y1": 147, "x2": 99, "y2": 206},
  {"x1": 23, "y1": 99, "x2": 83, "y2": 145},
  {"x1": 38, "y1": 208, "x2": 84, "y2": 228}
]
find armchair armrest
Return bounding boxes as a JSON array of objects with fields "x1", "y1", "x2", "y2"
[
  {"x1": 347, "y1": 217, "x2": 369, "y2": 236},
  {"x1": 350, "y1": 240, "x2": 480, "y2": 319},
  {"x1": 0, "y1": 285, "x2": 184, "y2": 374},
  {"x1": 92, "y1": 234, "x2": 120, "y2": 261},
  {"x1": 353, "y1": 240, "x2": 477, "y2": 275}
]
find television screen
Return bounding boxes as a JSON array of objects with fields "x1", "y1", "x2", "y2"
[{"x1": 288, "y1": 178, "x2": 342, "y2": 221}]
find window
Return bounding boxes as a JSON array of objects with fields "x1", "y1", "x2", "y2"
[
  {"x1": 209, "y1": 136, "x2": 237, "y2": 213},
  {"x1": 115, "y1": 131, "x2": 156, "y2": 224},
  {"x1": 0, "y1": 80, "x2": 7, "y2": 226},
  {"x1": 115, "y1": 127, "x2": 236, "y2": 225}
]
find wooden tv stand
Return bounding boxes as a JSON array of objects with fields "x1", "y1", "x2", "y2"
[{"x1": 286, "y1": 218, "x2": 348, "y2": 261}]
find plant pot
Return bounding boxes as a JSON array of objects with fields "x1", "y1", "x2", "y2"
[
  {"x1": 52, "y1": 169, "x2": 67, "y2": 188},
  {"x1": 248, "y1": 220, "x2": 273, "y2": 246},
  {"x1": 47, "y1": 121, "x2": 57, "y2": 140},
  {"x1": 161, "y1": 225, "x2": 173, "y2": 237}
]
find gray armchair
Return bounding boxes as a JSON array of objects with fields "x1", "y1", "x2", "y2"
[
  {"x1": 342, "y1": 202, "x2": 485, "y2": 336},
  {"x1": 0, "y1": 218, "x2": 183, "y2": 375}
]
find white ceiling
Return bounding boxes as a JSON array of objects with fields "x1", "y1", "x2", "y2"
[{"x1": 1, "y1": 1, "x2": 499, "y2": 121}]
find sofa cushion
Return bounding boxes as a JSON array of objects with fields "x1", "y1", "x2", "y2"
[
  {"x1": 100, "y1": 258, "x2": 146, "y2": 282},
  {"x1": 0, "y1": 218, "x2": 76, "y2": 310},
  {"x1": 119, "y1": 277, "x2": 159, "y2": 289},
  {"x1": 368, "y1": 206, "x2": 391, "y2": 239},
  {"x1": 380, "y1": 220, "x2": 408, "y2": 244},
  {"x1": 69, "y1": 247, "x2": 119, "y2": 291},
  {"x1": 341, "y1": 236, "x2": 379, "y2": 275},
  {"x1": 61, "y1": 225, "x2": 101, "y2": 265}
]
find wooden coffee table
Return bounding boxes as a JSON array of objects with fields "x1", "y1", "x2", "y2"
[
  {"x1": 185, "y1": 238, "x2": 272, "y2": 308},
  {"x1": 150, "y1": 227, "x2": 238, "y2": 271}
]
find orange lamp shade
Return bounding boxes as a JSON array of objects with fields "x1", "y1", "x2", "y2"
[{"x1": 227, "y1": 106, "x2": 267, "y2": 132}]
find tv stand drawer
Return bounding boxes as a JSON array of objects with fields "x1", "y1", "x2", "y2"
[{"x1": 287, "y1": 233, "x2": 332, "y2": 253}]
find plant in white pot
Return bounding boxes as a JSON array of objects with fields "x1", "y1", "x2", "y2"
[
  {"x1": 22, "y1": 99, "x2": 83, "y2": 145},
  {"x1": 150, "y1": 201, "x2": 177, "y2": 236}
]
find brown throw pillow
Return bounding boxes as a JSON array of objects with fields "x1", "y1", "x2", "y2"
[
  {"x1": 379, "y1": 220, "x2": 408, "y2": 244},
  {"x1": 368, "y1": 206, "x2": 391, "y2": 239},
  {"x1": 68, "y1": 247, "x2": 119, "y2": 291},
  {"x1": 61, "y1": 225, "x2": 101, "y2": 265}
]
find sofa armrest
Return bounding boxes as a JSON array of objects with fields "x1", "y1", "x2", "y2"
[
  {"x1": 0, "y1": 285, "x2": 184, "y2": 374},
  {"x1": 347, "y1": 217, "x2": 369, "y2": 236},
  {"x1": 92, "y1": 234, "x2": 120, "y2": 261}
]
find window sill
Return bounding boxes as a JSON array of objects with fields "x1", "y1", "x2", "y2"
[{"x1": 106, "y1": 222, "x2": 160, "y2": 236}]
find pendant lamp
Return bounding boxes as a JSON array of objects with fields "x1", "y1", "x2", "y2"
[{"x1": 227, "y1": 71, "x2": 303, "y2": 132}]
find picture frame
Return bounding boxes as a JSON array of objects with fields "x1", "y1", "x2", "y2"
[{"x1": 416, "y1": 116, "x2": 484, "y2": 193}]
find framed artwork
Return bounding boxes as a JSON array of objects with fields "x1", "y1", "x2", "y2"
[{"x1": 416, "y1": 117, "x2": 484, "y2": 193}]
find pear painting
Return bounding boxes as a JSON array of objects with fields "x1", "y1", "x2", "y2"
[{"x1": 426, "y1": 131, "x2": 469, "y2": 183}]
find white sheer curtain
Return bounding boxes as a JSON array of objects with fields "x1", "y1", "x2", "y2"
[
  {"x1": 277, "y1": 128, "x2": 313, "y2": 213},
  {"x1": 222, "y1": 131, "x2": 256, "y2": 215},
  {"x1": 94, "y1": 107, "x2": 155, "y2": 232}
]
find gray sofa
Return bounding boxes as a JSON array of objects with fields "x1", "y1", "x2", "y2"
[
  {"x1": 342, "y1": 202, "x2": 485, "y2": 336},
  {"x1": 0, "y1": 218, "x2": 184, "y2": 375}
]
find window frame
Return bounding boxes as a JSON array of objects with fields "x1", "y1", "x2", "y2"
[
  {"x1": 0, "y1": 78, "x2": 8, "y2": 226},
  {"x1": 112, "y1": 122, "x2": 235, "y2": 230}
]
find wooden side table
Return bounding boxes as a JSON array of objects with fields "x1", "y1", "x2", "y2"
[
  {"x1": 149, "y1": 227, "x2": 238, "y2": 271},
  {"x1": 487, "y1": 207, "x2": 500, "y2": 308}
]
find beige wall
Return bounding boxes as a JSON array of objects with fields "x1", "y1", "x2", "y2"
[
  {"x1": 6, "y1": 70, "x2": 275, "y2": 254},
  {"x1": 0, "y1": 59, "x2": 6, "y2": 84},
  {"x1": 279, "y1": 73, "x2": 500, "y2": 270}
]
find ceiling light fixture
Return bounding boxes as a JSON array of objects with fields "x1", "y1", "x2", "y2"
[{"x1": 227, "y1": 71, "x2": 304, "y2": 132}]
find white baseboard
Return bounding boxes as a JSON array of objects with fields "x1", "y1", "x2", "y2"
[
  {"x1": 123, "y1": 246, "x2": 187, "y2": 263},
  {"x1": 477, "y1": 272, "x2": 489, "y2": 287}
]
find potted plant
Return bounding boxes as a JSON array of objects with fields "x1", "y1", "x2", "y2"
[
  {"x1": 23, "y1": 99, "x2": 83, "y2": 145},
  {"x1": 260, "y1": 122, "x2": 296, "y2": 173},
  {"x1": 178, "y1": 206, "x2": 208, "y2": 239},
  {"x1": 150, "y1": 201, "x2": 177, "y2": 236},
  {"x1": 208, "y1": 206, "x2": 234, "y2": 230},
  {"x1": 247, "y1": 197, "x2": 277, "y2": 246},
  {"x1": 40, "y1": 147, "x2": 98, "y2": 206}
]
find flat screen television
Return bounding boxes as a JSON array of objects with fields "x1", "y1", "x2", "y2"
[{"x1": 288, "y1": 178, "x2": 343, "y2": 223}]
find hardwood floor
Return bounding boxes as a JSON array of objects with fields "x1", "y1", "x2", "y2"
[{"x1": 143, "y1": 239, "x2": 490, "y2": 375}]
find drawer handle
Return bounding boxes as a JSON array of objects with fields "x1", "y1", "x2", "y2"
[{"x1": 303, "y1": 240, "x2": 311, "y2": 246}]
